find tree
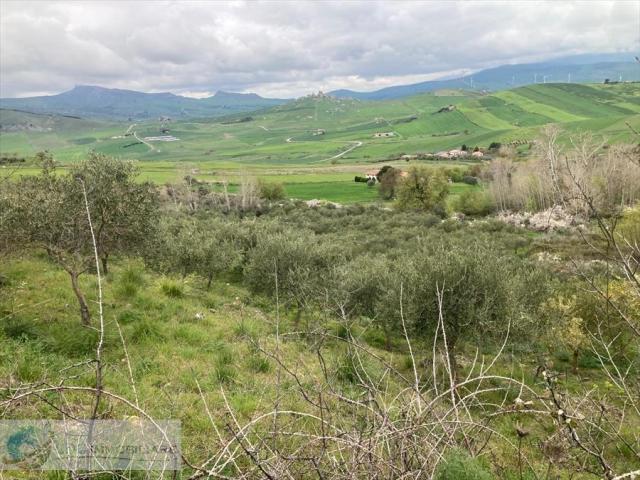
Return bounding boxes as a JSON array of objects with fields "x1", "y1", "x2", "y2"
[
  {"x1": 151, "y1": 217, "x2": 242, "y2": 289},
  {"x1": 258, "y1": 180, "x2": 286, "y2": 201},
  {"x1": 395, "y1": 166, "x2": 449, "y2": 213},
  {"x1": 544, "y1": 295, "x2": 587, "y2": 374},
  {"x1": 239, "y1": 174, "x2": 260, "y2": 210},
  {"x1": 379, "y1": 237, "x2": 548, "y2": 379},
  {"x1": 70, "y1": 152, "x2": 159, "y2": 274},
  {"x1": 377, "y1": 166, "x2": 401, "y2": 200},
  {"x1": 453, "y1": 189, "x2": 495, "y2": 216},
  {"x1": 244, "y1": 229, "x2": 343, "y2": 327},
  {"x1": 3, "y1": 152, "x2": 158, "y2": 325}
]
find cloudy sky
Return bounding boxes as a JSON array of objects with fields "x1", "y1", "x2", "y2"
[{"x1": 1, "y1": 0, "x2": 638, "y2": 98}]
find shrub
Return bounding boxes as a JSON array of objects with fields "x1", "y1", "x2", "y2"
[
  {"x1": 3, "y1": 318, "x2": 37, "y2": 340},
  {"x1": 378, "y1": 166, "x2": 402, "y2": 200},
  {"x1": 160, "y1": 280, "x2": 185, "y2": 298},
  {"x1": 454, "y1": 190, "x2": 495, "y2": 217},
  {"x1": 114, "y1": 280, "x2": 139, "y2": 300},
  {"x1": 462, "y1": 175, "x2": 479, "y2": 185},
  {"x1": 247, "y1": 354, "x2": 271, "y2": 373},
  {"x1": 258, "y1": 181, "x2": 286, "y2": 201},
  {"x1": 129, "y1": 318, "x2": 165, "y2": 344},
  {"x1": 396, "y1": 166, "x2": 449, "y2": 213}
]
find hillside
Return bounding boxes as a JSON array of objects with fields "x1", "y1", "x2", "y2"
[
  {"x1": 330, "y1": 53, "x2": 640, "y2": 100},
  {"x1": 3, "y1": 83, "x2": 636, "y2": 166},
  {"x1": 0, "y1": 85, "x2": 286, "y2": 120}
]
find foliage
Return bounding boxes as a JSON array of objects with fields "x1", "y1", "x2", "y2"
[
  {"x1": 395, "y1": 166, "x2": 449, "y2": 214},
  {"x1": 462, "y1": 175, "x2": 479, "y2": 185},
  {"x1": 258, "y1": 180, "x2": 286, "y2": 201},
  {"x1": 151, "y1": 216, "x2": 243, "y2": 289},
  {"x1": 453, "y1": 189, "x2": 495, "y2": 216},
  {"x1": 377, "y1": 166, "x2": 402, "y2": 200},
  {"x1": 70, "y1": 152, "x2": 159, "y2": 273},
  {"x1": 1, "y1": 152, "x2": 158, "y2": 324},
  {"x1": 544, "y1": 295, "x2": 586, "y2": 373}
]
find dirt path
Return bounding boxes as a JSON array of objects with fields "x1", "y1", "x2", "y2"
[
  {"x1": 258, "y1": 125, "x2": 269, "y2": 131},
  {"x1": 133, "y1": 131, "x2": 156, "y2": 152},
  {"x1": 125, "y1": 123, "x2": 136, "y2": 134},
  {"x1": 324, "y1": 141, "x2": 363, "y2": 161}
]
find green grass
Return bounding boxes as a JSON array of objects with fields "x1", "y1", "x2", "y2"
[
  {"x1": 2, "y1": 230, "x2": 638, "y2": 478},
  {"x1": 2, "y1": 83, "x2": 639, "y2": 205}
]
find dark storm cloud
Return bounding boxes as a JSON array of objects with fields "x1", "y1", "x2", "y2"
[{"x1": 1, "y1": 0, "x2": 638, "y2": 98}]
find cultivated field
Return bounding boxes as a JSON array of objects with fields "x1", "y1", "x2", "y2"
[{"x1": 2, "y1": 83, "x2": 638, "y2": 203}]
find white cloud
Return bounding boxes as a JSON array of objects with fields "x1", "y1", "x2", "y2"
[{"x1": 1, "y1": 0, "x2": 638, "y2": 98}]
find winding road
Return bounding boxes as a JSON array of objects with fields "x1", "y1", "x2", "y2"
[
  {"x1": 133, "y1": 131, "x2": 156, "y2": 152},
  {"x1": 325, "y1": 141, "x2": 363, "y2": 161}
]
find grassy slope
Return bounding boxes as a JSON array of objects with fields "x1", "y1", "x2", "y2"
[
  {"x1": 2, "y1": 83, "x2": 639, "y2": 203},
  {"x1": 1, "y1": 232, "x2": 637, "y2": 477}
]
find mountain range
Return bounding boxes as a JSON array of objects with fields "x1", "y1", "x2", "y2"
[
  {"x1": 329, "y1": 53, "x2": 639, "y2": 100},
  {"x1": 0, "y1": 86, "x2": 286, "y2": 120},
  {"x1": 0, "y1": 53, "x2": 638, "y2": 120}
]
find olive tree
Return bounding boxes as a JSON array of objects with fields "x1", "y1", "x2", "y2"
[
  {"x1": 244, "y1": 229, "x2": 342, "y2": 326},
  {"x1": 70, "y1": 152, "x2": 159, "y2": 274},
  {"x1": 2, "y1": 152, "x2": 159, "y2": 325},
  {"x1": 379, "y1": 236, "x2": 549, "y2": 378}
]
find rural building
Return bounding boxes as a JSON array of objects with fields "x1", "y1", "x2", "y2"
[
  {"x1": 448, "y1": 149, "x2": 469, "y2": 158},
  {"x1": 472, "y1": 151, "x2": 484, "y2": 158},
  {"x1": 365, "y1": 169, "x2": 379, "y2": 181},
  {"x1": 373, "y1": 132, "x2": 395, "y2": 138},
  {"x1": 312, "y1": 129, "x2": 326, "y2": 136}
]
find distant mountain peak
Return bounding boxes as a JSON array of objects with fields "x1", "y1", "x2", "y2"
[
  {"x1": 0, "y1": 85, "x2": 285, "y2": 120},
  {"x1": 214, "y1": 90, "x2": 262, "y2": 100}
]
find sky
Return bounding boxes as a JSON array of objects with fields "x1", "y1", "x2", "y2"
[{"x1": 1, "y1": 0, "x2": 639, "y2": 98}]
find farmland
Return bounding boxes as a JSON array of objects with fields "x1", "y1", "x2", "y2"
[{"x1": 1, "y1": 82, "x2": 639, "y2": 204}]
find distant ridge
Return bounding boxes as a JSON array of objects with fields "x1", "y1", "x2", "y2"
[
  {"x1": 329, "y1": 53, "x2": 640, "y2": 100},
  {"x1": 0, "y1": 85, "x2": 287, "y2": 120}
]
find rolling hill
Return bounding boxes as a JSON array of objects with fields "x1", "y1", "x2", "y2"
[
  {"x1": 330, "y1": 53, "x2": 640, "y2": 100},
  {"x1": 1, "y1": 83, "x2": 638, "y2": 167},
  {"x1": 0, "y1": 85, "x2": 286, "y2": 120}
]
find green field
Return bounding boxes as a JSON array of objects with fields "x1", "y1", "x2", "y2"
[{"x1": 2, "y1": 82, "x2": 639, "y2": 202}]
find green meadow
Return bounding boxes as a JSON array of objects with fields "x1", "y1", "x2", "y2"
[{"x1": 2, "y1": 82, "x2": 639, "y2": 202}]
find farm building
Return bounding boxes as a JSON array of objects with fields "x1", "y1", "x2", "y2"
[
  {"x1": 448, "y1": 149, "x2": 469, "y2": 158},
  {"x1": 472, "y1": 151, "x2": 484, "y2": 158},
  {"x1": 365, "y1": 169, "x2": 379, "y2": 181},
  {"x1": 373, "y1": 132, "x2": 395, "y2": 138}
]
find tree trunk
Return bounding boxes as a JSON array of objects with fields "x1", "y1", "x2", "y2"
[
  {"x1": 572, "y1": 349, "x2": 579, "y2": 374},
  {"x1": 384, "y1": 323, "x2": 392, "y2": 351},
  {"x1": 449, "y1": 350, "x2": 459, "y2": 385},
  {"x1": 101, "y1": 254, "x2": 108, "y2": 275},
  {"x1": 69, "y1": 271, "x2": 90, "y2": 325},
  {"x1": 207, "y1": 272, "x2": 214, "y2": 290}
]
